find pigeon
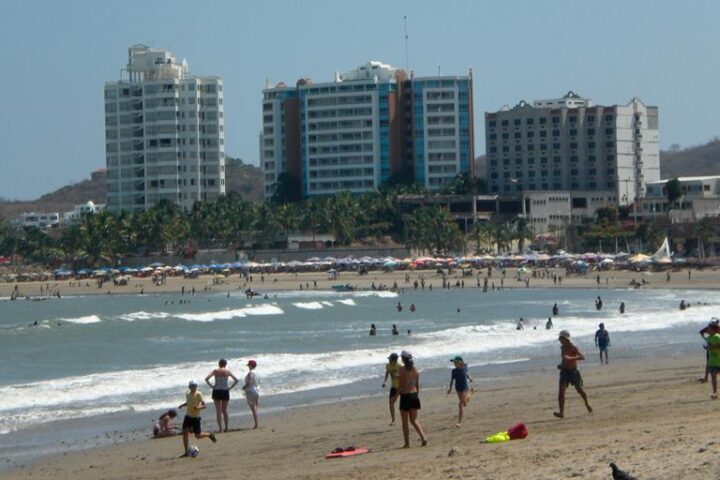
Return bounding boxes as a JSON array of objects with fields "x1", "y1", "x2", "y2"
[{"x1": 610, "y1": 462, "x2": 638, "y2": 480}]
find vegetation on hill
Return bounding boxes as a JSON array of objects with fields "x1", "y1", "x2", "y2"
[
  {"x1": 660, "y1": 138, "x2": 720, "y2": 178},
  {"x1": 0, "y1": 156, "x2": 262, "y2": 221}
]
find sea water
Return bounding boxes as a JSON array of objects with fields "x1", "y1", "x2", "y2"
[{"x1": 0, "y1": 286, "x2": 714, "y2": 467}]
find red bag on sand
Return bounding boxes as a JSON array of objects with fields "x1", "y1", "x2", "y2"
[{"x1": 507, "y1": 422, "x2": 528, "y2": 440}]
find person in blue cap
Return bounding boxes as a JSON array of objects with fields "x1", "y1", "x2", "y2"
[{"x1": 447, "y1": 355, "x2": 474, "y2": 427}]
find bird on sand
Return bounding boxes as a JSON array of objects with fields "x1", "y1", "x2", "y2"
[{"x1": 610, "y1": 462, "x2": 638, "y2": 480}]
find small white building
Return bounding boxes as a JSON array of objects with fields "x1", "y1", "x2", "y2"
[
  {"x1": 63, "y1": 201, "x2": 106, "y2": 223},
  {"x1": 16, "y1": 212, "x2": 60, "y2": 229},
  {"x1": 521, "y1": 190, "x2": 618, "y2": 233},
  {"x1": 640, "y1": 176, "x2": 720, "y2": 222}
]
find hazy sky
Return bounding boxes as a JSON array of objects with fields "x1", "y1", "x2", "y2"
[{"x1": 1, "y1": 1, "x2": 719, "y2": 200}]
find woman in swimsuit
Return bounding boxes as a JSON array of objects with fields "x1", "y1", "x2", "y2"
[
  {"x1": 397, "y1": 350, "x2": 427, "y2": 448},
  {"x1": 205, "y1": 358, "x2": 239, "y2": 433}
]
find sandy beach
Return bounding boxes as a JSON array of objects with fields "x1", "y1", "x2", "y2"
[
  {"x1": 2, "y1": 265, "x2": 720, "y2": 299},
  {"x1": 3, "y1": 353, "x2": 719, "y2": 480}
]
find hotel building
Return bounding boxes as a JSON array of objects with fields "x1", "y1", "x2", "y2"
[
  {"x1": 485, "y1": 92, "x2": 660, "y2": 206},
  {"x1": 261, "y1": 61, "x2": 474, "y2": 197},
  {"x1": 104, "y1": 45, "x2": 225, "y2": 212}
]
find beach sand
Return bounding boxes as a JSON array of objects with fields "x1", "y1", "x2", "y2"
[
  {"x1": 4, "y1": 354, "x2": 720, "y2": 479},
  {"x1": 2, "y1": 265, "x2": 719, "y2": 299}
]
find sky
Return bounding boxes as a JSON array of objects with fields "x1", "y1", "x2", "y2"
[{"x1": 1, "y1": 0, "x2": 719, "y2": 200}]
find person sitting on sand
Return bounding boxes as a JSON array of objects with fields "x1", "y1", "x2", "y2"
[
  {"x1": 382, "y1": 353, "x2": 401, "y2": 425},
  {"x1": 243, "y1": 360, "x2": 260, "y2": 429},
  {"x1": 205, "y1": 359, "x2": 239, "y2": 433},
  {"x1": 554, "y1": 330, "x2": 592, "y2": 419},
  {"x1": 447, "y1": 356, "x2": 474, "y2": 427},
  {"x1": 397, "y1": 350, "x2": 427, "y2": 448},
  {"x1": 178, "y1": 381, "x2": 217, "y2": 457},
  {"x1": 153, "y1": 409, "x2": 178, "y2": 437}
]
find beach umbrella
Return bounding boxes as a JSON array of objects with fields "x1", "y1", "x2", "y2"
[
  {"x1": 140, "y1": 267, "x2": 153, "y2": 272},
  {"x1": 149, "y1": 262, "x2": 164, "y2": 268}
]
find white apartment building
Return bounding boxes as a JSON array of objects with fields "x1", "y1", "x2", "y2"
[
  {"x1": 521, "y1": 191, "x2": 617, "y2": 234},
  {"x1": 104, "y1": 45, "x2": 225, "y2": 213},
  {"x1": 485, "y1": 92, "x2": 660, "y2": 205},
  {"x1": 641, "y1": 176, "x2": 720, "y2": 222}
]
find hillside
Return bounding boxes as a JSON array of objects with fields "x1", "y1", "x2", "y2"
[
  {"x1": 660, "y1": 138, "x2": 720, "y2": 178},
  {"x1": 0, "y1": 156, "x2": 264, "y2": 221}
]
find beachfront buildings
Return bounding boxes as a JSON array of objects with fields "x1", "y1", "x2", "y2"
[
  {"x1": 104, "y1": 45, "x2": 225, "y2": 213},
  {"x1": 484, "y1": 92, "x2": 660, "y2": 207},
  {"x1": 261, "y1": 61, "x2": 474, "y2": 198},
  {"x1": 640, "y1": 176, "x2": 720, "y2": 222}
]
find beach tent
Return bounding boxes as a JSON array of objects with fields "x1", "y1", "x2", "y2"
[{"x1": 628, "y1": 254, "x2": 651, "y2": 264}]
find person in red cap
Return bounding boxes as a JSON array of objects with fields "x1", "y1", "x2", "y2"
[{"x1": 242, "y1": 359, "x2": 259, "y2": 429}]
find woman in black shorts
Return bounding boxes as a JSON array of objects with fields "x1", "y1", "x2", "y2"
[
  {"x1": 397, "y1": 350, "x2": 427, "y2": 448},
  {"x1": 205, "y1": 359, "x2": 239, "y2": 432}
]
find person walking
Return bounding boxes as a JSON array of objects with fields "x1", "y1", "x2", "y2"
[
  {"x1": 178, "y1": 381, "x2": 217, "y2": 457},
  {"x1": 205, "y1": 359, "x2": 239, "y2": 433},
  {"x1": 699, "y1": 319, "x2": 720, "y2": 383},
  {"x1": 398, "y1": 350, "x2": 427, "y2": 448},
  {"x1": 447, "y1": 355, "x2": 474, "y2": 427},
  {"x1": 595, "y1": 323, "x2": 611, "y2": 365},
  {"x1": 554, "y1": 330, "x2": 592, "y2": 419},
  {"x1": 242, "y1": 360, "x2": 260, "y2": 429},
  {"x1": 704, "y1": 322, "x2": 720, "y2": 399},
  {"x1": 382, "y1": 353, "x2": 401, "y2": 425}
]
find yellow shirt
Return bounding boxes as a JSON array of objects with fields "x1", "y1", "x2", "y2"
[
  {"x1": 186, "y1": 391, "x2": 204, "y2": 417},
  {"x1": 386, "y1": 362, "x2": 400, "y2": 389}
]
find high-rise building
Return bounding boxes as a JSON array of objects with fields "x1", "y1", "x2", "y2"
[
  {"x1": 485, "y1": 91, "x2": 659, "y2": 205},
  {"x1": 261, "y1": 61, "x2": 474, "y2": 198},
  {"x1": 104, "y1": 45, "x2": 225, "y2": 213}
]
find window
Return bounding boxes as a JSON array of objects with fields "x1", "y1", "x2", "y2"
[
  {"x1": 570, "y1": 129, "x2": 577, "y2": 136},
  {"x1": 539, "y1": 118, "x2": 547, "y2": 124},
  {"x1": 526, "y1": 118, "x2": 534, "y2": 125},
  {"x1": 552, "y1": 117, "x2": 560, "y2": 124},
  {"x1": 514, "y1": 119, "x2": 521, "y2": 126},
  {"x1": 488, "y1": 120, "x2": 496, "y2": 127},
  {"x1": 587, "y1": 128, "x2": 595, "y2": 136},
  {"x1": 586, "y1": 115, "x2": 595, "y2": 123},
  {"x1": 552, "y1": 129, "x2": 560, "y2": 137},
  {"x1": 514, "y1": 132, "x2": 521, "y2": 139},
  {"x1": 501, "y1": 120, "x2": 509, "y2": 126},
  {"x1": 568, "y1": 116, "x2": 577, "y2": 123}
]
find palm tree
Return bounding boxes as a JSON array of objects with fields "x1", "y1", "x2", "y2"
[
  {"x1": 512, "y1": 217, "x2": 535, "y2": 253},
  {"x1": 696, "y1": 217, "x2": 715, "y2": 258}
]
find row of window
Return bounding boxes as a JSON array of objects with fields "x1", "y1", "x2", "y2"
[{"x1": 488, "y1": 114, "x2": 614, "y2": 128}]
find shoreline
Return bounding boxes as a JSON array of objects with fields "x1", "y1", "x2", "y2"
[
  {"x1": 2, "y1": 266, "x2": 719, "y2": 299},
  {"x1": 3, "y1": 353, "x2": 717, "y2": 479}
]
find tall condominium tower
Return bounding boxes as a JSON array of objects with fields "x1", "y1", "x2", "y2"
[
  {"x1": 485, "y1": 91, "x2": 659, "y2": 205},
  {"x1": 261, "y1": 61, "x2": 474, "y2": 198},
  {"x1": 104, "y1": 45, "x2": 225, "y2": 213}
]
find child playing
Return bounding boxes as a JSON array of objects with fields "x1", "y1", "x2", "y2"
[
  {"x1": 178, "y1": 381, "x2": 217, "y2": 457},
  {"x1": 447, "y1": 355, "x2": 474, "y2": 427},
  {"x1": 153, "y1": 409, "x2": 178, "y2": 438}
]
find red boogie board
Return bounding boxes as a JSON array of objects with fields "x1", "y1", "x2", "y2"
[{"x1": 325, "y1": 448, "x2": 370, "y2": 459}]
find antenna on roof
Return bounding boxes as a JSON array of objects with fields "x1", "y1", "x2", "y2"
[{"x1": 403, "y1": 16, "x2": 409, "y2": 72}]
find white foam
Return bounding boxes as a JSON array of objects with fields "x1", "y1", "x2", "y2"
[
  {"x1": 176, "y1": 304, "x2": 283, "y2": 322},
  {"x1": 59, "y1": 315, "x2": 101, "y2": 324},
  {"x1": 337, "y1": 299, "x2": 356, "y2": 306},
  {"x1": 118, "y1": 311, "x2": 170, "y2": 321},
  {"x1": 293, "y1": 302, "x2": 324, "y2": 310}
]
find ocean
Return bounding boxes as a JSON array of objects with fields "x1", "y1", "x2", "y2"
[{"x1": 0, "y1": 286, "x2": 714, "y2": 468}]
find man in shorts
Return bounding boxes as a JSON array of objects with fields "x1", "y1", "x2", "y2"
[
  {"x1": 554, "y1": 330, "x2": 592, "y2": 419},
  {"x1": 178, "y1": 381, "x2": 216, "y2": 457},
  {"x1": 705, "y1": 322, "x2": 720, "y2": 399},
  {"x1": 382, "y1": 353, "x2": 401, "y2": 425},
  {"x1": 595, "y1": 323, "x2": 610, "y2": 364}
]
